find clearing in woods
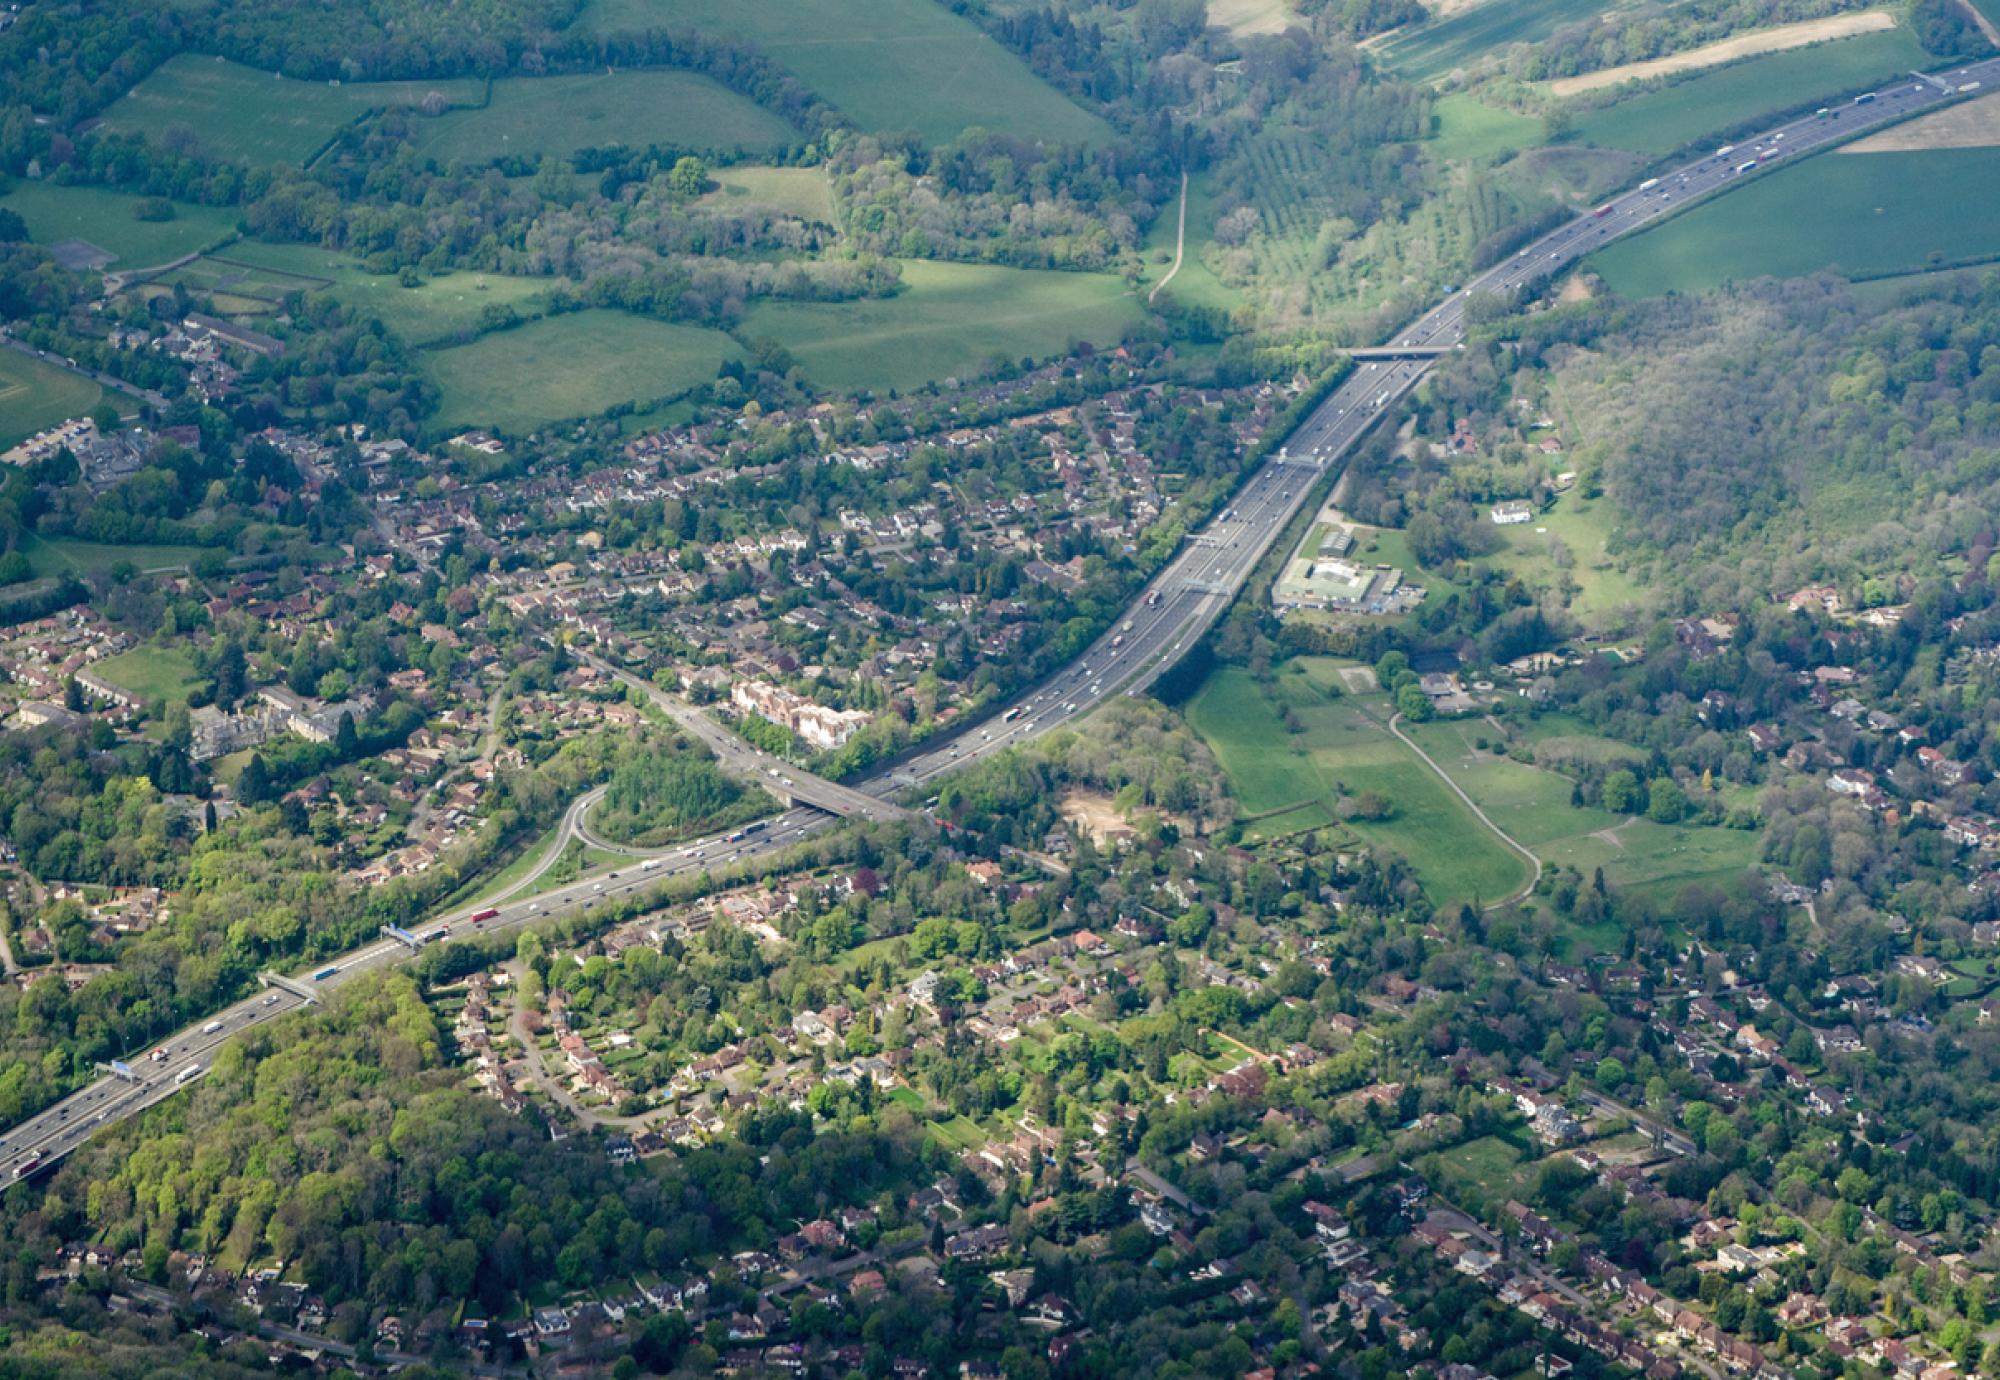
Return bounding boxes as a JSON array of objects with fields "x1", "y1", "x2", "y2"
[
  {"x1": 97, "y1": 55, "x2": 484, "y2": 165},
  {"x1": 1208, "y1": 0, "x2": 1297, "y2": 38},
  {"x1": 403, "y1": 72, "x2": 798, "y2": 166},
  {"x1": 575, "y1": 0, "x2": 1110, "y2": 146},
  {"x1": 1547, "y1": 11, "x2": 1897, "y2": 95},
  {"x1": 1843, "y1": 89, "x2": 2000, "y2": 151},
  {"x1": 697, "y1": 166, "x2": 838, "y2": 223}
]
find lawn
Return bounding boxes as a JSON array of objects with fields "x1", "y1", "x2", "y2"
[
  {"x1": 90, "y1": 646, "x2": 204, "y2": 705},
  {"x1": 1185, "y1": 665, "x2": 1532, "y2": 906},
  {"x1": 1400, "y1": 719, "x2": 1762, "y2": 917},
  {"x1": 405, "y1": 72, "x2": 797, "y2": 166},
  {"x1": 1430, "y1": 94, "x2": 1544, "y2": 165},
  {"x1": 422, "y1": 310, "x2": 742, "y2": 434},
  {"x1": 1376, "y1": 0, "x2": 1624, "y2": 82},
  {"x1": 1485, "y1": 493, "x2": 1648, "y2": 628},
  {"x1": 577, "y1": 0, "x2": 1111, "y2": 146},
  {"x1": 0, "y1": 354, "x2": 105, "y2": 450},
  {"x1": 1434, "y1": 1135, "x2": 1535, "y2": 1205},
  {"x1": 1569, "y1": 27, "x2": 1928, "y2": 155},
  {"x1": 0, "y1": 184, "x2": 239, "y2": 271},
  {"x1": 20, "y1": 533, "x2": 210, "y2": 576},
  {"x1": 217, "y1": 240, "x2": 554, "y2": 344},
  {"x1": 97, "y1": 54, "x2": 485, "y2": 165},
  {"x1": 698, "y1": 165, "x2": 838, "y2": 223},
  {"x1": 1589, "y1": 148, "x2": 2000, "y2": 295},
  {"x1": 739, "y1": 260, "x2": 1141, "y2": 394}
]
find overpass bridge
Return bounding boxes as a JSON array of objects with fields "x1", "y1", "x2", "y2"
[
  {"x1": 1345, "y1": 344, "x2": 1453, "y2": 360},
  {"x1": 581, "y1": 654, "x2": 910, "y2": 825}
]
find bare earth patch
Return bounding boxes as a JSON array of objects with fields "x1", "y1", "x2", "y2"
[
  {"x1": 1548, "y1": 11, "x2": 1896, "y2": 96},
  {"x1": 1058, "y1": 789, "x2": 1137, "y2": 846},
  {"x1": 1208, "y1": 0, "x2": 1297, "y2": 37},
  {"x1": 1843, "y1": 89, "x2": 2000, "y2": 151}
]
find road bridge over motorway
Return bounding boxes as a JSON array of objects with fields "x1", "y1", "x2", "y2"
[
  {"x1": 581, "y1": 653, "x2": 910, "y2": 825},
  {"x1": 1345, "y1": 344, "x2": 1453, "y2": 360},
  {"x1": 6, "y1": 53, "x2": 1998, "y2": 1191}
]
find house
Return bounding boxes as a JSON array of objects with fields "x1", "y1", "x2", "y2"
[
  {"x1": 1827, "y1": 768, "x2": 1876, "y2": 798},
  {"x1": 1490, "y1": 500, "x2": 1533, "y2": 525}
]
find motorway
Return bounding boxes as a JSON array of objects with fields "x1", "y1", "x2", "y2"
[{"x1": 4, "y1": 56, "x2": 1996, "y2": 1190}]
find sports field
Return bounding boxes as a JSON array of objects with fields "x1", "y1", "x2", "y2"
[
  {"x1": 405, "y1": 72, "x2": 797, "y2": 166},
  {"x1": 1185, "y1": 664, "x2": 1532, "y2": 906},
  {"x1": 1590, "y1": 148, "x2": 2000, "y2": 295},
  {"x1": 577, "y1": 0, "x2": 1111, "y2": 146},
  {"x1": 0, "y1": 353, "x2": 105, "y2": 450},
  {"x1": 739, "y1": 260, "x2": 1140, "y2": 394},
  {"x1": 219, "y1": 241, "x2": 554, "y2": 344},
  {"x1": 0, "y1": 184, "x2": 239, "y2": 271},
  {"x1": 422, "y1": 310, "x2": 742, "y2": 435},
  {"x1": 1569, "y1": 27, "x2": 1926, "y2": 154},
  {"x1": 1375, "y1": 0, "x2": 1618, "y2": 82},
  {"x1": 97, "y1": 55, "x2": 485, "y2": 165},
  {"x1": 19, "y1": 533, "x2": 207, "y2": 578}
]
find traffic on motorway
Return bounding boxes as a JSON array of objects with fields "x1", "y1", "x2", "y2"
[{"x1": 7, "y1": 55, "x2": 1996, "y2": 1189}]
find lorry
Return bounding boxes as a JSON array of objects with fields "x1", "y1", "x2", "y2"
[
  {"x1": 175, "y1": 1066, "x2": 204, "y2": 1085},
  {"x1": 469, "y1": 907, "x2": 499, "y2": 926},
  {"x1": 312, "y1": 965, "x2": 340, "y2": 981},
  {"x1": 202, "y1": 1020, "x2": 225, "y2": 1034}
]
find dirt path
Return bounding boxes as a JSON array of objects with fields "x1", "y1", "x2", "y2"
[
  {"x1": 1148, "y1": 171, "x2": 1189, "y2": 306},
  {"x1": 1387, "y1": 711, "x2": 1543, "y2": 910},
  {"x1": 1548, "y1": 11, "x2": 1896, "y2": 96}
]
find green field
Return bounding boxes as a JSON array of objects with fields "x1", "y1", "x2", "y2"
[
  {"x1": 98, "y1": 55, "x2": 486, "y2": 165},
  {"x1": 1590, "y1": 148, "x2": 2000, "y2": 295},
  {"x1": 1148, "y1": 171, "x2": 1244, "y2": 314},
  {"x1": 0, "y1": 184, "x2": 239, "y2": 271},
  {"x1": 1430, "y1": 94, "x2": 1544, "y2": 164},
  {"x1": 405, "y1": 72, "x2": 797, "y2": 166},
  {"x1": 90, "y1": 646, "x2": 204, "y2": 705},
  {"x1": 20, "y1": 533, "x2": 208, "y2": 578},
  {"x1": 423, "y1": 310, "x2": 742, "y2": 434},
  {"x1": 1486, "y1": 492, "x2": 1649, "y2": 628},
  {"x1": 1569, "y1": 28, "x2": 1928, "y2": 155},
  {"x1": 1401, "y1": 717, "x2": 1761, "y2": 912},
  {"x1": 217, "y1": 240, "x2": 554, "y2": 344},
  {"x1": 1434, "y1": 1135, "x2": 1534, "y2": 1204},
  {"x1": 699, "y1": 166, "x2": 838, "y2": 223},
  {"x1": 0, "y1": 353, "x2": 105, "y2": 450},
  {"x1": 739, "y1": 260, "x2": 1141, "y2": 394},
  {"x1": 577, "y1": 0, "x2": 1111, "y2": 146},
  {"x1": 1376, "y1": 0, "x2": 1623, "y2": 82},
  {"x1": 1186, "y1": 664, "x2": 1531, "y2": 906}
]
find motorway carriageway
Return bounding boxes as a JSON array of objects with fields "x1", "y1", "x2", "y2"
[{"x1": 5, "y1": 55, "x2": 1997, "y2": 1188}]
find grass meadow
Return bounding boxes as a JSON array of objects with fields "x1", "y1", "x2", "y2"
[
  {"x1": 1430, "y1": 94, "x2": 1545, "y2": 164},
  {"x1": 1589, "y1": 147, "x2": 2000, "y2": 294},
  {"x1": 405, "y1": 72, "x2": 797, "y2": 165},
  {"x1": 422, "y1": 310, "x2": 742, "y2": 434},
  {"x1": 217, "y1": 240, "x2": 555, "y2": 344},
  {"x1": 98, "y1": 55, "x2": 485, "y2": 165},
  {"x1": 577, "y1": 0, "x2": 1111, "y2": 146},
  {"x1": 1185, "y1": 664, "x2": 1532, "y2": 906},
  {"x1": 1375, "y1": 0, "x2": 1621, "y2": 82},
  {"x1": 739, "y1": 260, "x2": 1140, "y2": 394},
  {"x1": 699, "y1": 166, "x2": 838, "y2": 223},
  {"x1": 0, "y1": 184, "x2": 239, "y2": 270}
]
